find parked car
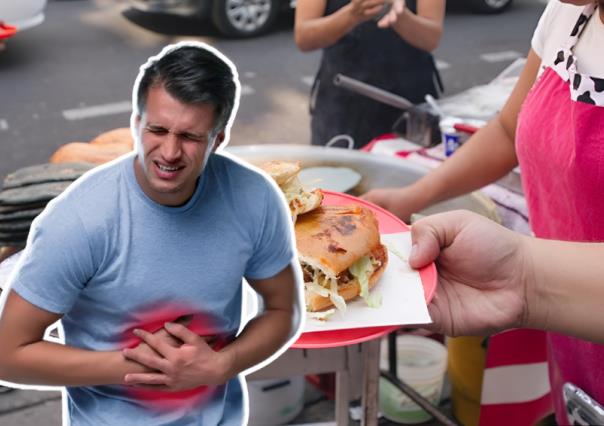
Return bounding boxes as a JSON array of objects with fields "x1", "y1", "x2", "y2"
[
  {"x1": 129, "y1": 0, "x2": 512, "y2": 39},
  {"x1": 130, "y1": 0, "x2": 294, "y2": 38},
  {"x1": 0, "y1": 0, "x2": 48, "y2": 34},
  {"x1": 467, "y1": 0, "x2": 513, "y2": 14}
]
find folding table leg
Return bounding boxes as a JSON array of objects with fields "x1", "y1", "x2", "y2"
[
  {"x1": 361, "y1": 339, "x2": 381, "y2": 426},
  {"x1": 335, "y1": 370, "x2": 350, "y2": 426}
]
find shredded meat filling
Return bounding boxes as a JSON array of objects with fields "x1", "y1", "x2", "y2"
[
  {"x1": 337, "y1": 271, "x2": 353, "y2": 284},
  {"x1": 302, "y1": 254, "x2": 383, "y2": 288}
]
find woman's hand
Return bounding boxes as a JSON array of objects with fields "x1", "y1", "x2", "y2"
[
  {"x1": 361, "y1": 185, "x2": 427, "y2": 223},
  {"x1": 377, "y1": 0, "x2": 406, "y2": 28},
  {"x1": 349, "y1": 0, "x2": 388, "y2": 24}
]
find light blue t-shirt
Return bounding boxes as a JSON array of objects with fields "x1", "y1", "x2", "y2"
[{"x1": 8, "y1": 152, "x2": 295, "y2": 425}]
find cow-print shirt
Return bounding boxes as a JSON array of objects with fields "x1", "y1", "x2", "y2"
[{"x1": 532, "y1": 1, "x2": 604, "y2": 106}]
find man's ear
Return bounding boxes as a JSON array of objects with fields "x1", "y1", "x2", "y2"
[
  {"x1": 134, "y1": 115, "x2": 142, "y2": 130},
  {"x1": 212, "y1": 131, "x2": 226, "y2": 152}
]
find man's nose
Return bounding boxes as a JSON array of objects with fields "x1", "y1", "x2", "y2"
[{"x1": 161, "y1": 133, "x2": 182, "y2": 162}]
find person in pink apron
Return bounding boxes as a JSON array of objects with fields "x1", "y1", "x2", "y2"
[
  {"x1": 516, "y1": 2, "x2": 604, "y2": 424},
  {"x1": 363, "y1": 1, "x2": 604, "y2": 424}
]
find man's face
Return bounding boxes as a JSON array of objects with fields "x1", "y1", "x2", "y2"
[{"x1": 134, "y1": 85, "x2": 224, "y2": 206}]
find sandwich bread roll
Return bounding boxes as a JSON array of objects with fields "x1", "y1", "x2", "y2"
[{"x1": 295, "y1": 204, "x2": 388, "y2": 312}]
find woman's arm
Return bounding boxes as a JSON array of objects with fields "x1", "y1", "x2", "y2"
[
  {"x1": 407, "y1": 48, "x2": 541, "y2": 202},
  {"x1": 362, "y1": 48, "x2": 542, "y2": 222},
  {"x1": 295, "y1": 0, "x2": 387, "y2": 52},
  {"x1": 378, "y1": 0, "x2": 446, "y2": 52}
]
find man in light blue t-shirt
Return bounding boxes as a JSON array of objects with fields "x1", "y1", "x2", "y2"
[{"x1": 0, "y1": 42, "x2": 301, "y2": 425}]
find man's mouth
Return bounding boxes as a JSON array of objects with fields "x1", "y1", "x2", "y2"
[
  {"x1": 154, "y1": 161, "x2": 184, "y2": 178},
  {"x1": 157, "y1": 163, "x2": 182, "y2": 172}
]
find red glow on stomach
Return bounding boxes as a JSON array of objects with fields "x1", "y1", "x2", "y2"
[{"x1": 120, "y1": 304, "x2": 228, "y2": 411}]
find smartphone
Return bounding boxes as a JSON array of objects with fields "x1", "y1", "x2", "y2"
[
  {"x1": 373, "y1": 2, "x2": 393, "y2": 21},
  {"x1": 563, "y1": 383, "x2": 604, "y2": 425}
]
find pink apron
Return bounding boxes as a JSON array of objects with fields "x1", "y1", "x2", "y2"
[{"x1": 515, "y1": 3, "x2": 604, "y2": 424}]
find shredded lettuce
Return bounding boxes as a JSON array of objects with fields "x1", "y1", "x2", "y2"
[
  {"x1": 366, "y1": 292, "x2": 382, "y2": 308},
  {"x1": 308, "y1": 308, "x2": 336, "y2": 321},
  {"x1": 307, "y1": 280, "x2": 330, "y2": 298},
  {"x1": 303, "y1": 262, "x2": 346, "y2": 313},
  {"x1": 349, "y1": 256, "x2": 373, "y2": 300},
  {"x1": 304, "y1": 254, "x2": 384, "y2": 315},
  {"x1": 385, "y1": 242, "x2": 407, "y2": 263},
  {"x1": 349, "y1": 255, "x2": 382, "y2": 308},
  {"x1": 329, "y1": 277, "x2": 347, "y2": 312}
]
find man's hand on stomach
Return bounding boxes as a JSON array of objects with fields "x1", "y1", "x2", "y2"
[{"x1": 122, "y1": 322, "x2": 230, "y2": 391}]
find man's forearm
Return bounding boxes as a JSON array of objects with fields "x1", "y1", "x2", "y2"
[
  {"x1": 219, "y1": 308, "x2": 295, "y2": 378},
  {"x1": 0, "y1": 340, "x2": 146, "y2": 387}
]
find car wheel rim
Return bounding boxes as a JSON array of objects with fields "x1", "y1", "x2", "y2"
[
  {"x1": 226, "y1": 0, "x2": 272, "y2": 32},
  {"x1": 483, "y1": 0, "x2": 510, "y2": 9}
]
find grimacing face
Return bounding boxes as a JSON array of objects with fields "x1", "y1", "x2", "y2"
[{"x1": 133, "y1": 85, "x2": 224, "y2": 207}]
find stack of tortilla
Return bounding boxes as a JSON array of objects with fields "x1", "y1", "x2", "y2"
[{"x1": 0, "y1": 162, "x2": 95, "y2": 248}]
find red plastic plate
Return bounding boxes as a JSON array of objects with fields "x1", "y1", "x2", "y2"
[
  {"x1": 292, "y1": 190, "x2": 437, "y2": 349},
  {"x1": 0, "y1": 24, "x2": 17, "y2": 40}
]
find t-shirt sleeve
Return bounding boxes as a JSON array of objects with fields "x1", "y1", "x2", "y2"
[
  {"x1": 244, "y1": 182, "x2": 295, "y2": 280},
  {"x1": 7, "y1": 198, "x2": 96, "y2": 314},
  {"x1": 531, "y1": 0, "x2": 557, "y2": 57}
]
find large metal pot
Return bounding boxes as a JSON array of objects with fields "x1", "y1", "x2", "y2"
[{"x1": 225, "y1": 144, "x2": 499, "y2": 221}]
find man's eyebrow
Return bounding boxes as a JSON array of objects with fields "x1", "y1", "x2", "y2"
[
  {"x1": 143, "y1": 124, "x2": 207, "y2": 140},
  {"x1": 145, "y1": 123, "x2": 167, "y2": 130},
  {"x1": 179, "y1": 131, "x2": 207, "y2": 140}
]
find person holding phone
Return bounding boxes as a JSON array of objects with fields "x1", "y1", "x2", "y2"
[{"x1": 295, "y1": 0, "x2": 445, "y2": 149}]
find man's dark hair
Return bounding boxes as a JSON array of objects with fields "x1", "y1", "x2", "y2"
[{"x1": 136, "y1": 44, "x2": 237, "y2": 135}]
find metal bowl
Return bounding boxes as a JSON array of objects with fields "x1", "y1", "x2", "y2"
[{"x1": 225, "y1": 144, "x2": 499, "y2": 222}]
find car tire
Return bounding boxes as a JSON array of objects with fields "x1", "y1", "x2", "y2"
[
  {"x1": 212, "y1": 0, "x2": 280, "y2": 38},
  {"x1": 468, "y1": 0, "x2": 513, "y2": 14}
]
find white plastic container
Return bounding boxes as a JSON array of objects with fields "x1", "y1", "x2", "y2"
[
  {"x1": 379, "y1": 335, "x2": 448, "y2": 424},
  {"x1": 247, "y1": 376, "x2": 305, "y2": 425},
  {"x1": 368, "y1": 138, "x2": 423, "y2": 156}
]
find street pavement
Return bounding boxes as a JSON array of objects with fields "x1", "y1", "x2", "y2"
[{"x1": 0, "y1": 0, "x2": 545, "y2": 181}]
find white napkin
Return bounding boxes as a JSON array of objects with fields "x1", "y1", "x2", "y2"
[{"x1": 304, "y1": 232, "x2": 432, "y2": 332}]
